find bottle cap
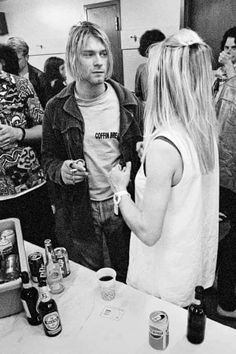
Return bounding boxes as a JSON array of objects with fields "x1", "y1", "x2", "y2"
[{"x1": 195, "y1": 286, "x2": 204, "y2": 300}]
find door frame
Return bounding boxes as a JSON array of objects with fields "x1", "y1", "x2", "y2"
[{"x1": 180, "y1": 0, "x2": 189, "y2": 28}]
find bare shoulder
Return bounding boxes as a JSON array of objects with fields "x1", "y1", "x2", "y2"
[{"x1": 146, "y1": 138, "x2": 183, "y2": 183}]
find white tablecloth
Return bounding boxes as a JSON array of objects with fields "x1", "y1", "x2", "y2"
[{"x1": 0, "y1": 242, "x2": 235, "y2": 354}]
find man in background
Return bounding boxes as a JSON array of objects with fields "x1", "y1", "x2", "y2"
[
  {"x1": 42, "y1": 21, "x2": 143, "y2": 283},
  {"x1": 7, "y1": 36, "x2": 45, "y2": 108}
]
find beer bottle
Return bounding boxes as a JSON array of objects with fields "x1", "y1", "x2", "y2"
[
  {"x1": 44, "y1": 239, "x2": 64, "y2": 294},
  {"x1": 187, "y1": 286, "x2": 206, "y2": 344},
  {"x1": 38, "y1": 274, "x2": 62, "y2": 337},
  {"x1": 20, "y1": 271, "x2": 42, "y2": 326}
]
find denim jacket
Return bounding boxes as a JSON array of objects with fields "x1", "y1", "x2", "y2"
[
  {"x1": 216, "y1": 75, "x2": 236, "y2": 193},
  {"x1": 42, "y1": 79, "x2": 143, "y2": 266}
]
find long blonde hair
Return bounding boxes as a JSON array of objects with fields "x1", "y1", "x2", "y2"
[{"x1": 144, "y1": 28, "x2": 218, "y2": 173}]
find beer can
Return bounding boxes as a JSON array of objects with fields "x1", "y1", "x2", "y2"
[
  {"x1": 149, "y1": 311, "x2": 169, "y2": 350},
  {"x1": 4, "y1": 254, "x2": 20, "y2": 281},
  {"x1": 28, "y1": 252, "x2": 44, "y2": 283},
  {"x1": 54, "y1": 247, "x2": 70, "y2": 278},
  {"x1": 0, "y1": 236, "x2": 13, "y2": 259},
  {"x1": 1, "y1": 229, "x2": 15, "y2": 246}
]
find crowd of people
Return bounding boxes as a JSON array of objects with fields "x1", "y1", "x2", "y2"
[{"x1": 1, "y1": 21, "x2": 236, "y2": 318}]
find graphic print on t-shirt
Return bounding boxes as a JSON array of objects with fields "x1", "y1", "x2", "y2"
[{"x1": 76, "y1": 83, "x2": 121, "y2": 201}]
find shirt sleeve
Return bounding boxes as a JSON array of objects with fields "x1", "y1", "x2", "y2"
[{"x1": 21, "y1": 78, "x2": 44, "y2": 126}]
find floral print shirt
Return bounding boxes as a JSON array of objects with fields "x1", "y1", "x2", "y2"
[{"x1": 0, "y1": 71, "x2": 46, "y2": 199}]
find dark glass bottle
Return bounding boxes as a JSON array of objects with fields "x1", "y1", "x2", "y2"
[
  {"x1": 38, "y1": 275, "x2": 62, "y2": 337},
  {"x1": 20, "y1": 271, "x2": 42, "y2": 326},
  {"x1": 187, "y1": 286, "x2": 206, "y2": 344}
]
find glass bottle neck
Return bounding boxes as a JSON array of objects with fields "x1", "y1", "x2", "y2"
[
  {"x1": 23, "y1": 281, "x2": 33, "y2": 289},
  {"x1": 39, "y1": 285, "x2": 51, "y2": 302}
]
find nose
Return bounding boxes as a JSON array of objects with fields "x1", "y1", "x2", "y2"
[{"x1": 94, "y1": 54, "x2": 103, "y2": 66}]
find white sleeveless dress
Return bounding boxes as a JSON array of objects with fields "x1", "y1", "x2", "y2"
[{"x1": 127, "y1": 125, "x2": 219, "y2": 307}]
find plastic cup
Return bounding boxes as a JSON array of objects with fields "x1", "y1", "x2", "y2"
[{"x1": 97, "y1": 267, "x2": 116, "y2": 301}]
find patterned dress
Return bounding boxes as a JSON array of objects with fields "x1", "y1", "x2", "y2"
[{"x1": 0, "y1": 71, "x2": 46, "y2": 199}]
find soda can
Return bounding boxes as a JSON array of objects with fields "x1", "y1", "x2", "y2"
[
  {"x1": 149, "y1": 311, "x2": 169, "y2": 350},
  {"x1": 0, "y1": 236, "x2": 13, "y2": 259},
  {"x1": 28, "y1": 252, "x2": 44, "y2": 283},
  {"x1": 54, "y1": 247, "x2": 70, "y2": 278},
  {"x1": 4, "y1": 254, "x2": 20, "y2": 281},
  {"x1": 1, "y1": 229, "x2": 15, "y2": 246}
]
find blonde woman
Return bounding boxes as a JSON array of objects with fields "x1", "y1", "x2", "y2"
[{"x1": 109, "y1": 29, "x2": 219, "y2": 307}]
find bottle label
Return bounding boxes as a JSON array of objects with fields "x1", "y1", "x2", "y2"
[
  {"x1": 43, "y1": 311, "x2": 61, "y2": 334},
  {"x1": 21, "y1": 300, "x2": 32, "y2": 318}
]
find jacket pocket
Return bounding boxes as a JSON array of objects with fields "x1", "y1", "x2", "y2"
[{"x1": 60, "y1": 121, "x2": 84, "y2": 160}]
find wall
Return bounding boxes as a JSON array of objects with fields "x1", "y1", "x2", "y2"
[{"x1": 0, "y1": 0, "x2": 181, "y2": 90}]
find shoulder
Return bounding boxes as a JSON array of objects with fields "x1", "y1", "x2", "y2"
[
  {"x1": 217, "y1": 76, "x2": 236, "y2": 105},
  {"x1": 28, "y1": 64, "x2": 44, "y2": 78},
  {"x1": 145, "y1": 138, "x2": 183, "y2": 183}
]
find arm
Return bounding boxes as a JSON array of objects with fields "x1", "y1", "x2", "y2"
[
  {"x1": 42, "y1": 106, "x2": 87, "y2": 185},
  {"x1": 0, "y1": 124, "x2": 42, "y2": 148},
  {"x1": 0, "y1": 80, "x2": 43, "y2": 148},
  {"x1": 109, "y1": 139, "x2": 183, "y2": 246}
]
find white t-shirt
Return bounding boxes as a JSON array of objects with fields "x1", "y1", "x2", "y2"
[
  {"x1": 127, "y1": 124, "x2": 219, "y2": 307},
  {"x1": 75, "y1": 83, "x2": 120, "y2": 200}
]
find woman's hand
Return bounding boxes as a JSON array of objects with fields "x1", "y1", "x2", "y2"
[
  {"x1": 108, "y1": 161, "x2": 131, "y2": 193},
  {"x1": 218, "y1": 51, "x2": 235, "y2": 78}
]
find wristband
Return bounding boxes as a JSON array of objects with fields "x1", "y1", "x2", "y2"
[
  {"x1": 18, "y1": 127, "x2": 26, "y2": 142},
  {"x1": 113, "y1": 191, "x2": 130, "y2": 215}
]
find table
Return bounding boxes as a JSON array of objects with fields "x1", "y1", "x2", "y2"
[{"x1": 0, "y1": 242, "x2": 235, "y2": 354}]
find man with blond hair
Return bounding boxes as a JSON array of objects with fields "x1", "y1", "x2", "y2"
[
  {"x1": 42, "y1": 22, "x2": 143, "y2": 282},
  {"x1": 7, "y1": 37, "x2": 45, "y2": 107}
]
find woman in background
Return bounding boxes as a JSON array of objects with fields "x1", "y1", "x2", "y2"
[
  {"x1": 42, "y1": 56, "x2": 66, "y2": 105},
  {"x1": 109, "y1": 29, "x2": 219, "y2": 307}
]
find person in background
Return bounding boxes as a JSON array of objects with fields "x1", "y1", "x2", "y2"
[
  {"x1": 135, "y1": 29, "x2": 165, "y2": 102},
  {"x1": 42, "y1": 56, "x2": 67, "y2": 105},
  {"x1": 7, "y1": 36, "x2": 46, "y2": 108},
  {"x1": 108, "y1": 29, "x2": 219, "y2": 307},
  {"x1": 41, "y1": 22, "x2": 143, "y2": 283},
  {"x1": 215, "y1": 65, "x2": 236, "y2": 320},
  {"x1": 213, "y1": 27, "x2": 236, "y2": 99},
  {"x1": 0, "y1": 44, "x2": 55, "y2": 248}
]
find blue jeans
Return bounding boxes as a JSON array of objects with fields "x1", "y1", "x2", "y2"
[{"x1": 90, "y1": 198, "x2": 130, "y2": 283}]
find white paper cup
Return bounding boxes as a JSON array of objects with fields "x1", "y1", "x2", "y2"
[{"x1": 97, "y1": 267, "x2": 116, "y2": 301}]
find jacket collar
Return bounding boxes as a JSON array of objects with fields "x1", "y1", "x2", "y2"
[
  {"x1": 57, "y1": 79, "x2": 138, "y2": 107},
  {"x1": 57, "y1": 79, "x2": 138, "y2": 121}
]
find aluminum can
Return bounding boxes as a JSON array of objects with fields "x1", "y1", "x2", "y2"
[
  {"x1": 149, "y1": 311, "x2": 169, "y2": 350},
  {"x1": 4, "y1": 254, "x2": 20, "y2": 281},
  {"x1": 0, "y1": 236, "x2": 13, "y2": 259},
  {"x1": 54, "y1": 247, "x2": 70, "y2": 278},
  {"x1": 1, "y1": 229, "x2": 15, "y2": 246},
  {"x1": 28, "y1": 252, "x2": 44, "y2": 283}
]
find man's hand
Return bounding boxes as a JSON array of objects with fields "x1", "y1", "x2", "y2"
[
  {"x1": 218, "y1": 51, "x2": 235, "y2": 78},
  {"x1": 0, "y1": 124, "x2": 23, "y2": 148},
  {"x1": 61, "y1": 160, "x2": 88, "y2": 185}
]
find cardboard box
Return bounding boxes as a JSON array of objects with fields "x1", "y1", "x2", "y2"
[{"x1": 0, "y1": 218, "x2": 28, "y2": 318}]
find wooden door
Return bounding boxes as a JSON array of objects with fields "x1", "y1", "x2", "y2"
[
  {"x1": 84, "y1": 0, "x2": 123, "y2": 84},
  {"x1": 182, "y1": 0, "x2": 236, "y2": 69}
]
